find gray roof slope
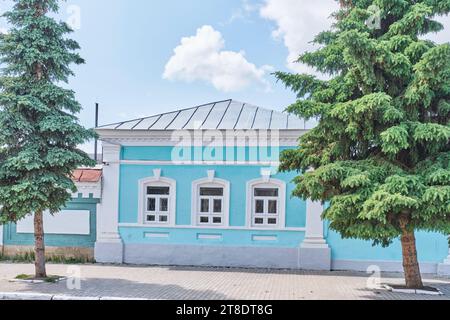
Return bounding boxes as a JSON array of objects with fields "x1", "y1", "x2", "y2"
[{"x1": 97, "y1": 99, "x2": 314, "y2": 131}]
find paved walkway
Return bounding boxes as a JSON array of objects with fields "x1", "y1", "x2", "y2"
[{"x1": 0, "y1": 263, "x2": 449, "y2": 300}]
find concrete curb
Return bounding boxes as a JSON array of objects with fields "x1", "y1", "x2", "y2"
[
  {"x1": 0, "y1": 292, "x2": 149, "y2": 301},
  {"x1": 0, "y1": 292, "x2": 53, "y2": 300},
  {"x1": 383, "y1": 285, "x2": 444, "y2": 296}
]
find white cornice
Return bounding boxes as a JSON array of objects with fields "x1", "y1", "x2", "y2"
[
  {"x1": 72, "y1": 181, "x2": 102, "y2": 199},
  {"x1": 96, "y1": 129, "x2": 306, "y2": 147}
]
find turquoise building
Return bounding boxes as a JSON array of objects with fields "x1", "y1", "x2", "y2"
[
  {"x1": 93, "y1": 99, "x2": 450, "y2": 275},
  {"x1": 3, "y1": 99, "x2": 447, "y2": 275}
]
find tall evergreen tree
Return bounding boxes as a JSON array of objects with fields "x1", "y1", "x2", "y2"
[
  {"x1": 0, "y1": 0, "x2": 95, "y2": 278},
  {"x1": 277, "y1": 0, "x2": 450, "y2": 289}
]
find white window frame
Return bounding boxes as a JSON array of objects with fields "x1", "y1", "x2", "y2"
[
  {"x1": 138, "y1": 172, "x2": 176, "y2": 226},
  {"x1": 246, "y1": 178, "x2": 286, "y2": 229},
  {"x1": 192, "y1": 176, "x2": 230, "y2": 228}
]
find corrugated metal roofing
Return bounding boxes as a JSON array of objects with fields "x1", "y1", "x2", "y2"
[{"x1": 97, "y1": 99, "x2": 308, "y2": 131}]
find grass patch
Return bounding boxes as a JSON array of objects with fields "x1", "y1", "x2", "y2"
[
  {"x1": 14, "y1": 274, "x2": 64, "y2": 283},
  {"x1": 15, "y1": 274, "x2": 32, "y2": 280},
  {"x1": 44, "y1": 275, "x2": 63, "y2": 283},
  {"x1": 48, "y1": 254, "x2": 94, "y2": 264},
  {"x1": 0, "y1": 251, "x2": 94, "y2": 264},
  {"x1": 0, "y1": 251, "x2": 36, "y2": 263}
]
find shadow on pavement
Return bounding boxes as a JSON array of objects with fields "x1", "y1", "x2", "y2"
[{"x1": 12, "y1": 278, "x2": 230, "y2": 300}]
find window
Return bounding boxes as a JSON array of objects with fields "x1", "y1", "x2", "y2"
[
  {"x1": 192, "y1": 174, "x2": 230, "y2": 227},
  {"x1": 247, "y1": 178, "x2": 286, "y2": 229},
  {"x1": 252, "y1": 188, "x2": 280, "y2": 227},
  {"x1": 139, "y1": 172, "x2": 176, "y2": 226},
  {"x1": 197, "y1": 187, "x2": 224, "y2": 226},
  {"x1": 145, "y1": 186, "x2": 171, "y2": 224}
]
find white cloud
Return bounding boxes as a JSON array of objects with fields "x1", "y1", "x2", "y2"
[
  {"x1": 260, "y1": 0, "x2": 338, "y2": 75},
  {"x1": 225, "y1": 0, "x2": 260, "y2": 25},
  {"x1": 260, "y1": 0, "x2": 450, "y2": 76},
  {"x1": 163, "y1": 25, "x2": 272, "y2": 92}
]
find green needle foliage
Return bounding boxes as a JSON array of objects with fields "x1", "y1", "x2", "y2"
[
  {"x1": 0, "y1": 0, "x2": 95, "y2": 275},
  {"x1": 278, "y1": 0, "x2": 450, "y2": 288}
]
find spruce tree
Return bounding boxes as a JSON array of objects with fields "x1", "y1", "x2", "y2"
[
  {"x1": 0, "y1": 0, "x2": 95, "y2": 278},
  {"x1": 278, "y1": 0, "x2": 450, "y2": 289}
]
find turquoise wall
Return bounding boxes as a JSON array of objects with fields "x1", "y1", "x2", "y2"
[
  {"x1": 326, "y1": 230, "x2": 449, "y2": 263},
  {"x1": 119, "y1": 145, "x2": 307, "y2": 248},
  {"x1": 122, "y1": 146, "x2": 293, "y2": 162},
  {"x1": 3, "y1": 145, "x2": 447, "y2": 264},
  {"x1": 120, "y1": 227, "x2": 305, "y2": 248},
  {"x1": 3, "y1": 195, "x2": 99, "y2": 248},
  {"x1": 119, "y1": 145, "x2": 449, "y2": 263},
  {"x1": 119, "y1": 164, "x2": 305, "y2": 228}
]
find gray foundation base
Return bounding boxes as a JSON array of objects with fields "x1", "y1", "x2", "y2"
[
  {"x1": 124, "y1": 244, "x2": 332, "y2": 270},
  {"x1": 438, "y1": 263, "x2": 450, "y2": 276},
  {"x1": 124, "y1": 244, "x2": 303, "y2": 269},
  {"x1": 95, "y1": 241, "x2": 124, "y2": 264},
  {"x1": 99, "y1": 242, "x2": 445, "y2": 275},
  {"x1": 299, "y1": 247, "x2": 331, "y2": 271},
  {"x1": 332, "y1": 260, "x2": 438, "y2": 274}
]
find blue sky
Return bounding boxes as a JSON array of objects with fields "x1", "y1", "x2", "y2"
[{"x1": 0, "y1": 0, "x2": 449, "y2": 152}]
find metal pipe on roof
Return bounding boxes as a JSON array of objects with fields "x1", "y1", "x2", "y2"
[{"x1": 94, "y1": 103, "x2": 99, "y2": 162}]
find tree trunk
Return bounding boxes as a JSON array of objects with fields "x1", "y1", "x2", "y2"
[
  {"x1": 31, "y1": 1, "x2": 47, "y2": 280},
  {"x1": 400, "y1": 229, "x2": 423, "y2": 289},
  {"x1": 34, "y1": 211, "x2": 47, "y2": 279}
]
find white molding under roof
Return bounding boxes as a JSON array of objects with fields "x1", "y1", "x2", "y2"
[
  {"x1": 96, "y1": 129, "x2": 306, "y2": 147},
  {"x1": 96, "y1": 99, "x2": 314, "y2": 132}
]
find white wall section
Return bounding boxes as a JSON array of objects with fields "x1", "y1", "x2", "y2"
[
  {"x1": 94, "y1": 142, "x2": 124, "y2": 263},
  {"x1": 16, "y1": 210, "x2": 90, "y2": 235}
]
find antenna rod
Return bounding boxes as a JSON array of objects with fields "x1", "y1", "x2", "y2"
[{"x1": 94, "y1": 103, "x2": 99, "y2": 163}]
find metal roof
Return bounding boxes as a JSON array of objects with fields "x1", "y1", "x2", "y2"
[{"x1": 97, "y1": 99, "x2": 315, "y2": 131}]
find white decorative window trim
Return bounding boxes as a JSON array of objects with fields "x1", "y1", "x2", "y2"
[
  {"x1": 246, "y1": 174, "x2": 286, "y2": 230},
  {"x1": 138, "y1": 169, "x2": 176, "y2": 226},
  {"x1": 191, "y1": 170, "x2": 230, "y2": 228}
]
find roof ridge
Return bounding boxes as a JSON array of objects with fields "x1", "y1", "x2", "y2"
[{"x1": 97, "y1": 99, "x2": 233, "y2": 129}]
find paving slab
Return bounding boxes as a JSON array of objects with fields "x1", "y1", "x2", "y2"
[{"x1": 0, "y1": 263, "x2": 449, "y2": 300}]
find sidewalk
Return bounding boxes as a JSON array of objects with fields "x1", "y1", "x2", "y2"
[{"x1": 0, "y1": 263, "x2": 449, "y2": 300}]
